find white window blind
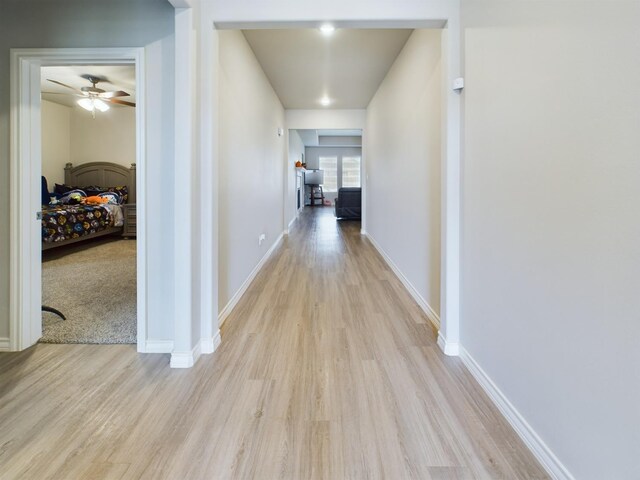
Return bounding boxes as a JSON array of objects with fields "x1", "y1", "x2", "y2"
[
  {"x1": 342, "y1": 156, "x2": 361, "y2": 188},
  {"x1": 319, "y1": 156, "x2": 338, "y2": 192}
]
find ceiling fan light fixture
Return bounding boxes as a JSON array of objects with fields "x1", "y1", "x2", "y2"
[
  {"x1": 94, "y1": 99, "x2": 110, "y2": 112},
  {"x1": 77, "y1": 97, "x2": 110, "y2": 113},
  {"x1": 77, "y1": 97, "x2": 95, "y2": 111},
  {"x1": 320, "y1": 24, "x2": 335, "y2": 36}
]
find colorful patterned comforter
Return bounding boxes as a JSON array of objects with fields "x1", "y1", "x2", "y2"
[{"x1": 42, "y1": 204, "x2": 123, "y2": 245}]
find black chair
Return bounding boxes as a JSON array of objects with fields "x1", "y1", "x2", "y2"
[
  {"x1": 335, "y1": 187, "x2": 361, "y2": 219},
  {"x1": 42, "y1": 306, "x2": 66, "y2": 320}
]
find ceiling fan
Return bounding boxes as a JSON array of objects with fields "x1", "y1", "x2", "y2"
[{"x1": 45, "y1": 74, "x2": 135, "y2": 117}]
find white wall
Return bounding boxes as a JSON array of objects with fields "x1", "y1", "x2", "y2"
[
  {"x1": 41, "y1": 101, "x2": 136, "y2": 188},
  {"x1": 41, "y1": 100, "x2": 71, "y2": 187},
  {"x1": 218, "y1": 30, "x2": 285, "y2": 312},
  {"x1": 0, "y1": 0, "x2": 175, "y2": 342},
  {"x1": 287, "y1": 129, "x2": 305, "y2": 227},
  {"x1": 461, "y1": 2, "x2": 640, "y2": 479},
  {"x1": 70, "y1": 106, "x2": 136, "y2": 168},
  {"x1": 145, "y1": 34, "x2": 176, "y2": 342},
  {"x1": 365, "y1": 29, "x2": 442, "y2": 318}
]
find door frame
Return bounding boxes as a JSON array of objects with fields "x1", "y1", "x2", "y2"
[{"x1": 9, "y1": 47, "x2": 147, "y2": 351}]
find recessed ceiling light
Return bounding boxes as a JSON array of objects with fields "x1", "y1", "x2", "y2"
[
  {"x1": 320, "y1": 96, "x2": 331, "y2": 106},
  {"x1": 320, "y1": 24, "x2": 335, "y2": 36}
]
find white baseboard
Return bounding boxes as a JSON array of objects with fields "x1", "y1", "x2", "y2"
[
  {"x1": 143, "y1": 340, "x2": 174, "y2": 353},
  {"x1": 218, "y1": 232, "x2": 284, "y2": 328},
  {"x1": 437, "y1": 332, "x2": 459, "y2": 356},
  {"x1": 285, "y1": 216, "x2": 296, "y2": 235},
  {"x1": 0, "y1": 337, "x2": 10, "y2": 352},
  {"x1": 459, "y1": 347, "x2": 574, "y2": 480},
  {"x1": 170, "y1": 341, "x2": 202, "y2": 369},
  {"x1": 364, "y1": 232, "x2": 441, "y2": 331},
  {"x1": 201, "y1": 329, "x2": 221, "y2": 354},
  {"x1": 146, "y1": 332, "x2": 219, "y2": 365}
]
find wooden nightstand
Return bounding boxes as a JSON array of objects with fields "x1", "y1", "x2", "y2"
[{"x1": 122, "y1": 203, "x2": 137, "y2": 238}]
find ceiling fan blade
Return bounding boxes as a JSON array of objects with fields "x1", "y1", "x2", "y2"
[
  {"x1": 47, "y1": 79, "x2": 83, "y2": 93},
  {"x1": 100, "y1": 90, "x2": 130, "y2": 99},
  {"x1": 42, "y1": 91, "x2": 84, "y2": 97},
  {"x1": 107, "y1": 98, "x2": 136, "y2": 107}
]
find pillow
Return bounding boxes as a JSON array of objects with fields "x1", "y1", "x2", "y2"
[
  {"x1": 54, "y1": 183, "x2": 75, "y2": 195},
  {"x1": 54, "y1": 183, "x2": 128, "y2": 204},
  {"x1": 80, "y1": 185, "x2": 128, "y2": 204},
  {"x1": 97, "y1": 192, "x2": 121, "y2": 205},
  {"x1": 59, "y1": 189, "x2": 86, "y2": 205}
]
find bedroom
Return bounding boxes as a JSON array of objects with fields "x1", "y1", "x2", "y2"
[{"x1": 40, "y1": 64, "x2": 138, "y2": 345}]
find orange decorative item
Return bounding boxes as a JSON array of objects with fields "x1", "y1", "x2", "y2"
[
  {"x1": 84, "y1": 196, "x2": 109, "y2": 205},
  {"x1": 295, "y1": 161, "x2": 302, "y2": 168}
]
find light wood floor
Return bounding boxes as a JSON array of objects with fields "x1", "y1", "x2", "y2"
[{"x1": 0, "y1": 207, "x2": 548, "y2": 479}]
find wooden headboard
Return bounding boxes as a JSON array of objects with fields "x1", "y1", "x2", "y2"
[{"x1": 64, "y1": 162, "x2": 136, "y2": 203}]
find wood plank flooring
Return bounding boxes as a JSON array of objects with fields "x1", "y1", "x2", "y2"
[{"x1": 0, "y1": 207, "x2": 549, "y2": 479}]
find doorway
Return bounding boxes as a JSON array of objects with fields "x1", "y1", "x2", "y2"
[
  {"x1": 224, "y1": 22, "x2": 460, "y2": 355},
  {"x1": 40, "y1": 64, "x2": 138, "y2": 344},
  {"x1": 288, "y1": 128, "x2": 362, "y2": 217},
  {"x1": 9, "y1": 48, "x2": 147, "y2": 351}
]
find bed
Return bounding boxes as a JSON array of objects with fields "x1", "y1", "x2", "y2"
[{"x1": 42, "y1": 162, "x2": 136, "y2": 250}]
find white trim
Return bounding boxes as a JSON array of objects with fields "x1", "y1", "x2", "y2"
[
  {"x1": 168, "y1": 0, "x2": 193, "y2": 8},
  {"x1": 134, "y1": 49, "x2": 148, "y2": 353},
  {"x1": 438, "y1": 18, "x2": 462, "y2": 358},
  {"x1": 9, "y1": 48, "x2": 147, "y2": 352},
  {"x1": 215, "y1": 20, "x2": 446, "y2": 30},
  {"x1": 361, "y1": 129, "x2": 367, "y2": 233},
  {"x1": 198, "y1": 6, "x2": 218, "y2": 363},
  {"x1": 437, "y1": 332, "x2": 459, "y2": 356},
  {"x1": 9, "y1": 52, "x2": 40, "y2": 350},
  {"x1": 364, "y1": 232, "x2": 441, "y2": 331},
  {"x1": 460, "y1": 347, "x2": 575, "y2": 480},
  {"x1": 218, "y1": 232, "x2": 284, "y2": 328},
  {"x1": 145, "y1": 340, "x2": 174, "y2": 353},
  {"x1": 283, "y1": 130, "x2": 291, "y2": 237},
  {"x1": 285, "y1": 216, "x2": 296, "y2": 235},
  {"x1": 170, "y1": 340, "x2": 201, "y2": 369},
  {"x1": 172, "y1": 8, "x2": 196, "y2": 356},
  {"x1": 200, "y1": 330, "x2": 222, "y2": 354},
  {"x1": 0, "y1": 338, "x2": 10, "y2": 352}
]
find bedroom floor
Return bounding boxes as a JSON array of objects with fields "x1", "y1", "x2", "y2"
[
  {"x1": 0, "y1": 208, "x2": 548, "y2": 479},
  {"x1": 41, "y1": 237, "x2": 136, "y2": 344}
]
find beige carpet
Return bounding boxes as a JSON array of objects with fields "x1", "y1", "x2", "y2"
[{"x1": 41, "y1": 237, "x2": 137, "y2": 344}]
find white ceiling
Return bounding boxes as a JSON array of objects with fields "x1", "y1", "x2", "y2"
[
  {"x1": 243, "y1": 28, "x2": 413, "y2": 109},
  {"x1": 41, "y1": 65, "x2": 136, "y2": 108}
]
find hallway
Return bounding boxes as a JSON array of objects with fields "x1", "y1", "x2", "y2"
[{"x1": 0, "y1": 207, "x2": 547, "y2": 479}]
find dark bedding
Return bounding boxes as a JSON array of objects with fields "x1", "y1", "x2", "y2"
[{"x1": 42, "y1": 204, "x2": 118, "y2": 245}]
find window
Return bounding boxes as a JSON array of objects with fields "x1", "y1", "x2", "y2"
[
  {"x1": 319, "y1": 156, "x2": 338, "y2": 192},
  {"x1": 342, "y1": 156, "x2": 361, "y2": 188}
]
